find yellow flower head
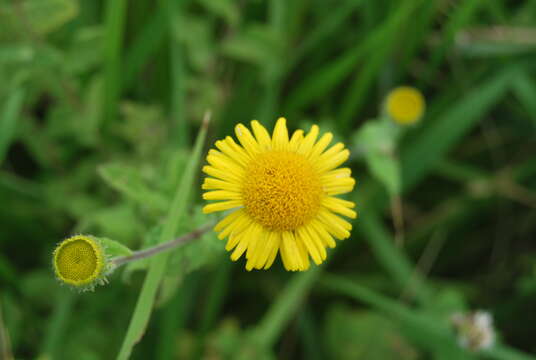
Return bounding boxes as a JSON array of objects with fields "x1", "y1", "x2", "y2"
[
  {"x1": 385, "y1": 86, "x2": 425, "y2": 125},
  {"x1": 53, "y1": 235, "x2": 107, "y2": 289},
  {"x1": 202, "y1": 118, "x2": 357, "y2": 271}
]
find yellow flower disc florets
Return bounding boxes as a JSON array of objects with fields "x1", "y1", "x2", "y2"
[
  {"x1": 385, "y1": 86, "x2": 425, "y2": 125},
  {"x1": 53, "y1": 235, "x2": 105, "y2": 288},
  {"x1": 242, "y1": 151, "x2": 322, "y2": 231}
]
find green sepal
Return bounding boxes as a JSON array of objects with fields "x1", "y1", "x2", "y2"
[{"x1": 95, "y1": 237, "x2": 133, "y2": 258}]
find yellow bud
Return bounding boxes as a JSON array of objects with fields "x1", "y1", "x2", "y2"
[
  {"x1": 53, "y1": 235, "x2": 108, "y2": 291},
  {"x1": 385, "y1": 86, "x2": 425, "y2": 125}
]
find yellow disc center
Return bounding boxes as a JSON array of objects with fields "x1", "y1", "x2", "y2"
[
  {"x1": 242, "y1": 151, "x2": 323, "y2": 231},
  {"x1": 56, "y1": 239, "x2": 98, "y2": 282}
]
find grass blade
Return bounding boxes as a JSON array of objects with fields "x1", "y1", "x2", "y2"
[
  {"x1": 162, "y1": 0, "x2": 188, "y2": 146},
  {"x1": 511, "y1": 70, "x2": 536, "y2": 127},
  {"x1": 116, "y1": 115, "x2": 209, "y2": 360},
  {"x1": 285, "y1": 0, "x2": 419, "y2": 114},
  {"x1": 357, "y1": 211, "x2": 432, "y2": 304},
  {"x1": 402, "y1": 67, "x2": 513, "y2": 192},
  {"x1": 421, "y1": 0, "x2": 484, "y2": 86},
  {"x1": 254, "y1": 267, "x2": 321, "y2": 348},
  {"x1": 102, "y1": 0, "x2": 127, "y2": 124},
  {"x1": 338, "y1": 0, "x2": 423, "y2": 130},
  {"x1": 123, "y1": 8, "x2": 167, "y2": 91},
  {"x1": 0, "y1": 89, "x2": 25, "y2": 166}
]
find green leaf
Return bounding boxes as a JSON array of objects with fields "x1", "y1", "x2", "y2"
[
  {"x1": 353, "y1": 120, "x2": 401, "y2": 195},
  {"x1": 366, "y1": 151, "x2": 401, "y2": 196},
  {"x1": 97, "y1": 237, "x2": 133, "y2": 258},
  {"x1": 221, "y1": 24, "x2": 284, "y2": 72},
  {"x1": 0, "y1": 0, "x2": 78, "y2": 36},
  {"x1": 166, "y1": 207, "x2": 222, "y2": 276},
  {"x1": 98, "y1": 162, "x2": 169, "y2": 213},
  {"x1": 198, "y1": 0, "x2": 239, "y2": 26}
]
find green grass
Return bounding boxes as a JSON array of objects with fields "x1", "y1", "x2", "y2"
[{"x1": 2, "y1": 0, "x2": 536, "y2": 359}]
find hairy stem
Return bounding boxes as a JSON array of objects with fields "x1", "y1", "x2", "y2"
[{"x1": 110, "y1": 222, "x2": 214, "y2": 268}]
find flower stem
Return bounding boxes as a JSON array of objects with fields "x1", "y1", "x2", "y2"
[{"x1": 110, "y1": 222, "x2": 214, "y2": 269}]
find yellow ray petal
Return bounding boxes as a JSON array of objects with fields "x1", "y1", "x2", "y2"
[
  {"x1": 214, "y1": 209, "x2": 244, "y2": 232},
  {"x1": 251, "y1": 120, "x2": 272, "y2": 150},
  {"x1": 206, "y1": 154, "x2": 245, "y2": 175},
  {"x1": 230, "y1": 225, "x2": 255, "y2": 261},
  {"x1": 321, "y1": 167, "x2": 352, "y2": 182},
  {"x1": 281, "y1": 231, "x2": 299, "y2": 271},
  {"x1": 246, "y1": 228, "x2": 269, "y2": 270},
  {"x1": 264, "y1": 233, "x2": 281, "y2": 269},
  {"x1": 226, "y1": 233, "x2": 241, "y2": 251},
  {"x1": 215, "y1": 138, "x2": 249, "y2": 167},
  {"x1": 272, "y1": 117, "x2": 289, "y2": 151},
  {"x1": 202, "y1": 177, "x2": 241, "y2": 192},
  {"x1": 309, "y1": 132, "x2": 333, "y2": 160},
  {"x1": 321, "y1": 197, "x2": 357, "y2": 218},
  {"x1": 203, "y1": 200, "x2": 242, "y2": 214},
  {"x1": 317, "y1": 210, "x2": 351, "y2": 240},
  {"x1": 325, "y1": 184, "x2": 356, "y2": 196},
  {"x1": 288, "y1": 129, "x2": 304, "y2": 152},
  {"x1": 302, "y1": 224, "x2": 327, "y2": 260},
  {"x1": 245, "y1": 223, "x2": 263, "y2": 260},
  {"x1": 310, "y1": 219, "x2": 336, "y2": 248},
  {"x1": 295, "y1": 235, "x2": 311, "y2": 270},
  {"x1": 316, "y1": 149, "x2": 350, "y2": 173},
  {"x1": 219, "y1": 212, "x2": 252, "y2": 240},
  {"x1": 235, "y1": 123, "x2": 261, "y2": 156},
  {"x1": 202, "y1": 165, "x2": 243, "y2": 184},
  {"x1": 203, "y1": 190, "x2": 242, "y2": 201},
  {"x1": 296, "y1": 227, "x2": 322, "y2": 265},
  {"x1": 297, "y1": 125, "x2": 319, "y2": 155}
]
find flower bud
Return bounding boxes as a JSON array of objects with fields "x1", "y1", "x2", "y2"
[
  {"x1": 384, "y1": 86, "x2": 425, "y2": 125},
  {"x1": 53, "y1": 235, "x2": 111, "y2": 291}
]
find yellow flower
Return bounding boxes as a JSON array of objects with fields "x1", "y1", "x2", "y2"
[
  {"x1": 202, "y1": 118, "x2": 357, "y2": 271},
  {"x1": 385, "y1": 86, "x2": 425, "y2": 125},
  {"x1": 53, "y1": 235, "x2": 107, "y2": 289}
]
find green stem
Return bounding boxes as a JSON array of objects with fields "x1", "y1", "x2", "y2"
[{"x1": 110, "y1": 223, "x2": 214, "y2": 269}]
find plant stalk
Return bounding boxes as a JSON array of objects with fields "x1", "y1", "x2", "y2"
[{"x1": 111, "y1": 222, "x2": 215, "y2": 269}]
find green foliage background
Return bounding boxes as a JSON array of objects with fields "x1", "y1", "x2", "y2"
[{"x1": 1, "y1": 0, "x2": 536, "y2": 359}]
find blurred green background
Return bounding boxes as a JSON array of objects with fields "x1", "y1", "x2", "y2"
[{"x1": 1, "y1": 0, "x2": 536, "y2": 359}]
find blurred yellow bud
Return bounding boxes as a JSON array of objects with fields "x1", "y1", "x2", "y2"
[{"x1": 385, "y1": 86, "x2": 425, "y2": 125}]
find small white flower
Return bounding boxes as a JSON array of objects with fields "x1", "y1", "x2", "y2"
[{"x1": 451, "y1": 310, "x2": 495, "y2": 351}]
